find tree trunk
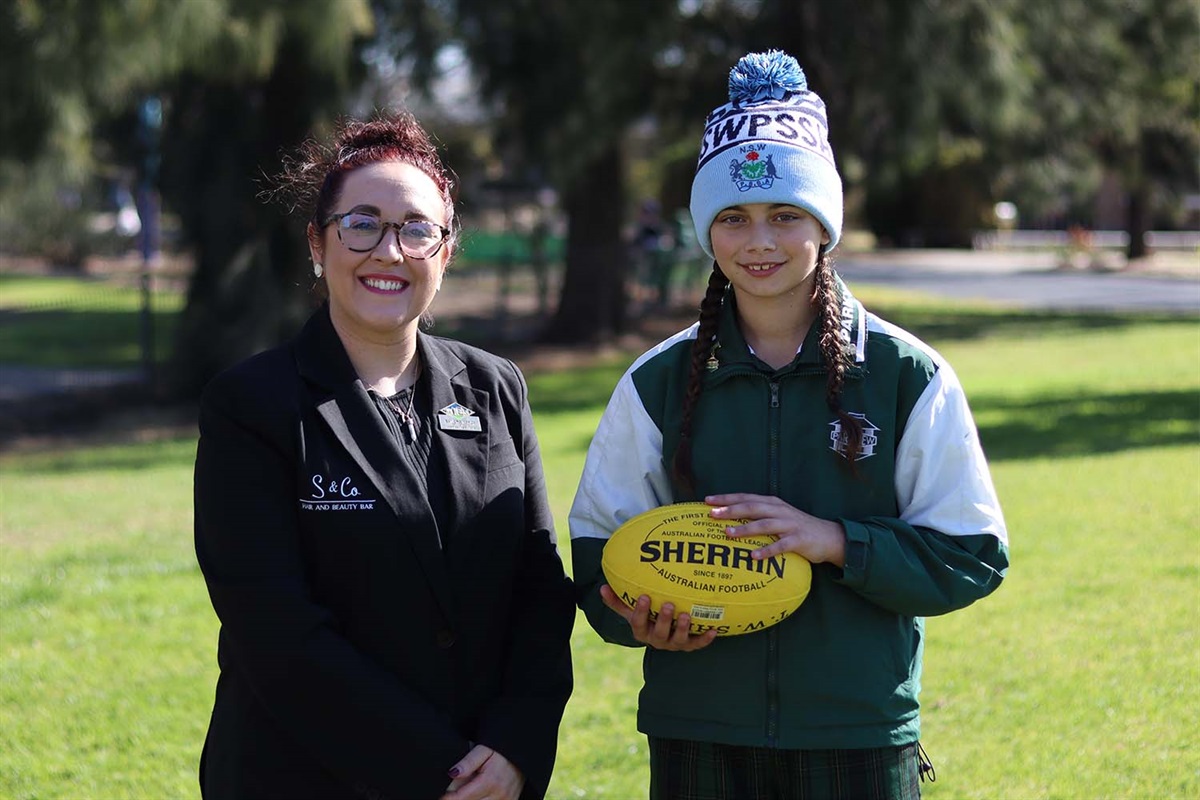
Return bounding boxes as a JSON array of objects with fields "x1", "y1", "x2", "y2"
[
  {"x1": 1125, "y1": 183, "x2": 1149, "y2": 261},
  {"x1": 1123, "y1": 134, "x2": 1151, "y2": 262},
  {"x1": 541, "y1": 143, "x2": 627, "y2": 343},
  {"x1": 164, "y1": 33, "x2": 342, "y2": 397}
]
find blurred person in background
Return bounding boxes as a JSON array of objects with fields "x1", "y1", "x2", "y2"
[
  {"x1": 570, "y1": 51, "x2": 1008, "y2": 800},
  {"x1": 633, "y1": 197, "x2": 684, "y2": 310},
  {"x1": 193, "y1": 111, "x2": 574, "y2": 800}
]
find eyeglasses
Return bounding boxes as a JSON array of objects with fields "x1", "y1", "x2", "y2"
[{"x1": 322, "y1": 212, "x2": 450, "y2": 259}]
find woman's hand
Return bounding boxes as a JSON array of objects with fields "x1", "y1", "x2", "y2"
[
  {"x1": 599, "y1": 585, "x2": 719, "y2": 652},
  {"x1": 441, "y1": 744, "x2": 524, "y2": 800},
  {"x1": 707, "y1": 493, "x2": 847, "y2": 568}
]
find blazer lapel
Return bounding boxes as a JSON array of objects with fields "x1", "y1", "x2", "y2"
[
  {"x1": 296, "y1": 307, "x2": 455, "y2": 621},
  {"x1": 420, "y1": 335, "x2": 490, "y2": 538}
]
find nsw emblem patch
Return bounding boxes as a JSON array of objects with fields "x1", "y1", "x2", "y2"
[{"x1": 729, "y1": 144, "x2": 780, "y2": 191}]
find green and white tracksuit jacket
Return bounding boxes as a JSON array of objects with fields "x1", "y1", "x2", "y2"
[{"x1": 569, "y1": 283, "x2": 1008, "y2": 749}]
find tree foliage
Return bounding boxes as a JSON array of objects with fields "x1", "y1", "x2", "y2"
[
  {"x1": 657, "y1": 0, "x2": 1036, "y2": 246},
  {"x1": 2, "y1": 0, "x2": 373, "y2": 393},
  {"x1": 3, "y1": 0, "x2": 1195, "y2": 380},
  {"x1": 1008, "y1": 0, "x2": 1200, "y2": 255},
  {"x1": 690, "y1": 0, "x2": 1198, "y2": 252},
  {"x1": 157, "y1": 1, "x2": 372, "y2": 393},
  {"x1": 380, "y1": 0, "x2": 685, "y2": 342}
]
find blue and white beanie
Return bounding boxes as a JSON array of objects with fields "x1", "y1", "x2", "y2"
[{"x1": 689, "y1": 50, "x2": 843, "y2": 258}]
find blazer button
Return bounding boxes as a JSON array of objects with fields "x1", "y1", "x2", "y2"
[{"x1": 435, "y1": 630, "x2": 456, "y2": 649}]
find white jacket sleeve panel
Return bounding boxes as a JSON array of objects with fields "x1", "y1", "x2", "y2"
[
  {"x1": 894, "y1": 362, "x2": 1008, "y2": 547},
  {"x1": 568, "y1": 367, "x2": 672, "y2": 544},
  {"x1": 837, "y1": 324, "x2": 1008, "y2": 617},
  {"x1": 569, "y1": 366, "x2": 674, "y2": 648}
]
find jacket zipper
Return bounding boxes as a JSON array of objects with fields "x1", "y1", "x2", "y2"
[{"x1": 766, "y1": 379, "x2": 781, "y2": 747}]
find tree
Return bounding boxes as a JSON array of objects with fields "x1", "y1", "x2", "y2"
[
  {"x1": 378, "y1": 1, "x2": 1058, "y2": 338},
  {"x1": 1011, "y1": 0, "x2": 1199, "y2": 259},
  {"x1": 159, "y1": 3, "x2": 372, "y2": 393},
  {"x1": 381, "y1": 0, "x2": 685, "y2": 342},
  {"x1": 665, "y1": 0, "x2": 1034, "y2": 247},
  {"x1": 650, "y1": 0, "x2": 1198, "y2": 257},
  {"x1": 1, "y1": 0, "x2": 372, "y2": 394}
]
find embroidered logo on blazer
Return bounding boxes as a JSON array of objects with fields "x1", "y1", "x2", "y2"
[
  {"x1": 828, "y1": 413, "x2": 881, "y2": 461},
  {"x1": 299, "y1": 474, "x2": 376, "y2": 511}
]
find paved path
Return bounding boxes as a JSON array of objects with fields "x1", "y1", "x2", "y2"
[
  {"x1": 833, "y1": 250, "x2": 1199, "y2": 314},
  {"x1": 0, "y1": 365, "x2": 145, "y2": 402}
]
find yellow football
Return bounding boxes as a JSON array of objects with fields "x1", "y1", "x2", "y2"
[{"x1": 602, "y1": 502, "x2": 812, "y2": 636}]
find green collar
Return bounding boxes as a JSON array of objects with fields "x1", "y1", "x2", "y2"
[{"x1": 707, "y1": 273, "x2": 867, "y2": 376}]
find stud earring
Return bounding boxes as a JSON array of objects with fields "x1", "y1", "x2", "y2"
[{"x1": 313, "y1": 262, "x2": 324, "y2": 278}]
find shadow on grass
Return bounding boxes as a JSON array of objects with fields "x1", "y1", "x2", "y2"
[
  {"x1": 6, "y1": 300, "x2": 1196, "y2": 473},
  {"x1": 527, "y1": 361, "x2": 629, "y2": 415},
  {"x1": 867, "y1": 304, "x2": 1195, "y2": 344},
  {"x1": 1, "y1": 432, "x2": 197, "y2": 475},
  {"x1": 975, "y1": 388, "x2": 1200, "y2": 461},
  {"x1": 0, "y1": 307, "x2": 180, "y2": 368},
  {"x1": 7, "y1": 385, "x2": 1195, "y2": 476}
]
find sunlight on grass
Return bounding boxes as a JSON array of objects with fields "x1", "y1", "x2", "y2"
[
  {"x1": 0, "y1": 436, "x2": 209, "y2": 800},
  {"x1": 920, "y1": 446, "x2": 1199, "y2": 799}
]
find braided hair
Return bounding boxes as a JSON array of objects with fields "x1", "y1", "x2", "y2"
[
  {"x1": 813, "y1": 256, "x2": 863, "y2": 468},
  {"x1": 671, "y1": 263, "x2": 730, "y2": 495},
  {"x1": 670, "y1": 254, "x2": 862, "y2": 494}
]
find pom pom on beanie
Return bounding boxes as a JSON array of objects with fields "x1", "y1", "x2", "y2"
[{"x1": 728, "y1": 50, "x2": 808, "y2": 104}]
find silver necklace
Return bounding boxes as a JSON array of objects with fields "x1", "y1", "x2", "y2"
[
  {"x1": 383, "y1": 364, "x2": 420, "y2": 443},
  {"x1": 385, "y1": 386, "x2": 417, "y2": 443}
]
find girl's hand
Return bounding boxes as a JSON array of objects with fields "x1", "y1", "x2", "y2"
[
  {"x1": 706, "y1": 493, "x2": 847, "y2": 568},
  {"x1": 599, "y1": 585, "x2": 719, "y2": 652},
  {"x1": 441, "y1": 744, "x2": 524, "y2": 800}
]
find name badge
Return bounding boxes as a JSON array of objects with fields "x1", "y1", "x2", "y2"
[{"x1": 437, "y1": 402, "x2": 482, "y2": 433}]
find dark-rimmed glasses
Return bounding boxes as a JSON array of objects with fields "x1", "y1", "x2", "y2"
[{"x1": 322, "y1": 212, "x2": 450, "y2": 259}]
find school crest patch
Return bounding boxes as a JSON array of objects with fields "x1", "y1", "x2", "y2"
[{"x1": 829, "y1": 413, "x2": 881, "y2": 461}]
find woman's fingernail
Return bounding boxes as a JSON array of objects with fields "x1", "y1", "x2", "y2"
[{"x1": 449, "y1": 767, "x2": 461, "y2": 778}]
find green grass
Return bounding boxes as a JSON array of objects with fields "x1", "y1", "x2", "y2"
[
  {"x1": 1, "y1": 292, "x2": 1197, "y2": 799},
  {"x1": 0, "y1": 273, "x2": 183, "y2": 368}
]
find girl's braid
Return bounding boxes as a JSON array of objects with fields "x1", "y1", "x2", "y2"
[
  {"x1": 814, "y1": 254, "x2": 862, "y2": 466},
  {"x1": 671, "y1": 263, "x2": 730, "y2": 494}
]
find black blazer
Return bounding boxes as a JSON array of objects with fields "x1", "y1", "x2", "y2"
[{"x1": 194, "y1": 306, "x2": 574, "y2": 800}]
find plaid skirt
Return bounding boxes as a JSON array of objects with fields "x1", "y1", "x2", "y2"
[{"x1": 647, "y1": 737, "x2": 928, "y2": 800}]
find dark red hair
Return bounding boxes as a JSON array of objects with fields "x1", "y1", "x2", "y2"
[{"x1": 270, "y1": 110, "x2": 459, "y2": 252}]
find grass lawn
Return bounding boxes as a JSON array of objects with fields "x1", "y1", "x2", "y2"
[{"x1": 1, "y1": 289, "x2": 1197, "y2": 799}]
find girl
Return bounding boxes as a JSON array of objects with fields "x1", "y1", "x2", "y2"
[{"x1": 570, "y1": 51, "x2": 1008, "y2": 800}]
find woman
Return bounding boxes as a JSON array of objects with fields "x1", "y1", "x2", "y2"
[
  {"x1": 194, "y1": 111, "x2": 574, "y2": 800},
  {"x1": 569, "y1": 51, "x2": 1008, "y2": 799}
]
